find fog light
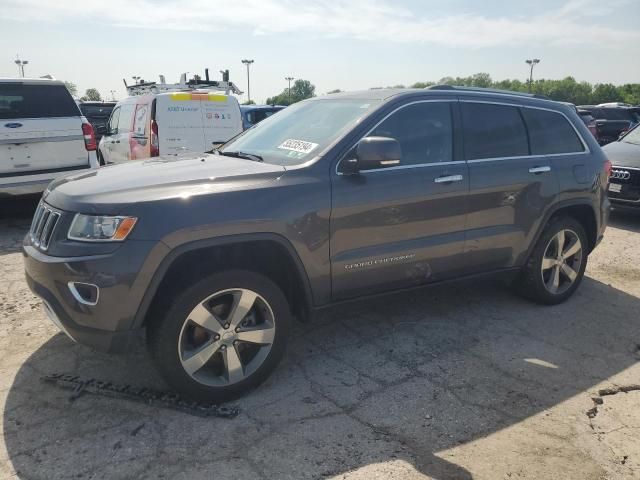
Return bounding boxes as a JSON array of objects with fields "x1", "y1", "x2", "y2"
[{"x1": 68, "y1": 282, "x2": 99, "y2": 306}]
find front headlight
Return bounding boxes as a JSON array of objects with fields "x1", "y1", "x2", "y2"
[{"x1": 68, "y1": 214, "x2": 138, "y2": 242}]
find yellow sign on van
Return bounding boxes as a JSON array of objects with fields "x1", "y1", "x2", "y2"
[{"x1": 169, "y1": 92, "x2": 228, "y2": 102}]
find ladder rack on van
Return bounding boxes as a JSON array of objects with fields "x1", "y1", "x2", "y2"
[{"x1": 124, "y1": 69, "x2": 243, "y2": 97}]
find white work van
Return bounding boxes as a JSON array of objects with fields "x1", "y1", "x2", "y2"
[
  {"x1": 97, "y1": 91, "x2": 243, "y2": 164},
  {"x1": 0, "y1": 78, "x2": 99, "y2": 195}
]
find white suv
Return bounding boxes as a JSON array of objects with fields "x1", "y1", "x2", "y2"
[{"x1": 0, "y1": 78, "x2": 99, "y2": 196}]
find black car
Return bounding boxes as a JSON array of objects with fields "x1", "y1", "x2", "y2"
[
  {"x1": 578, "y1": 105, "x2": 640, "y2": 146},
  {"x1": 24, "y1": 86, "x2": 610, "y2": 401},
  {"x1": 603, "y1": 123, "x2": 640, "y2": 208},
  {"x1": 79, "y1": 102, "x2": 116, "y2": 142}
]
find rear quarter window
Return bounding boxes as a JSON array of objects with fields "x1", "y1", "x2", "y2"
[
  {"x1": 521, "y1": 108, "x2": 584, "y2": 155},
  {"x1": 461, "y1": 103, "x2": 529, "y2": 159},
  {"x1": 0, "y1": 83, "x2": 79, "y2": 119}
]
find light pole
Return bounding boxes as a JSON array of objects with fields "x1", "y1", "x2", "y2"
[
  {"x1": 525, "y1": 59, "x2": 540, "y2": 93},
  {"x1": 110, "y1": 90, "x2": 116, "y2": 101},
  {"x1": 132, "y1": 76, "x2": 141, "y2": 85},
  {"x1": 15, "y1": 56, "x2": 29, "y2": 78},
  {"x1": 241, "y1": 59, "x2": 254, "y2": 103},
  {"x1": 285, "y1": 77, "x2": 294, "y2": 105}
]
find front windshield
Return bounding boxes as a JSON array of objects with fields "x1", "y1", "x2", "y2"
[
  {"x1": 220, "y1": 98, "x2": 381, "y2": 166},
  {"x1": 622, "y1": 123, "x2": 640, "y2": 145}
]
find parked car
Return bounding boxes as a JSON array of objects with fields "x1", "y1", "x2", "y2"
[
  {"x1": 97, "y1": 91, "x2": 243, "y2": 165},
  {"x1": 577, "y1": 108, "x2": 598, "y2": 138},
  {"x1": 240, "y1": 104, "x2": 285, "y2": 130},
  {"x1": 0, "y1": 78, "x2": 98, "y2": 196},
  {"x1": 79, "y1": 101, "x2": 115, "y2": 142},
  {"x1": 603, "y1": 123, "x2": 640, "y2": 208},
  {"x1": 578, "y1": 105, "x2": 640, "y2": 146},
  {"x1": 24, "y1": 86, "x2": 610, "y2": 401}
]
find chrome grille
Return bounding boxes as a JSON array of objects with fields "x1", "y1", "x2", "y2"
[{"x1": 30, "y1": 202, "x2": 61, "y2": 251}]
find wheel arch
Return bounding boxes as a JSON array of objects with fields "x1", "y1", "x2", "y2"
[
  {"x1": 132, "y1": 233, "x2": 314, "y2": 329},
  {"x1": 528, "y1": 200, "x2": 599, "y2": 260}
]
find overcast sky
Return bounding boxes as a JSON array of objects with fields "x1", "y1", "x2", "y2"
[{"x1": 1, "y1": 0, "x2": 638, "y2": 103}]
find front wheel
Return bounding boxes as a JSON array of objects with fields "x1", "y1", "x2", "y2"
[
  {"x1": 148, "y1": 270, "x2": 291, "y2": 402},
  {"x1": 516, "y1": 217, "x2": 588, "y2": 305}
]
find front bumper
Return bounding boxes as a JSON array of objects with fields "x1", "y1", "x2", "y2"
[{"x1": 23, "y1": 238, "x2": 160, "y2": 353}]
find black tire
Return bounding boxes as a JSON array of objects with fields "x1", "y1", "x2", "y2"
[
  {"x1": 147, "y1": 270, "x2": 291, "y2": 402},
  {"x1": 516, "y1": 216, "x2": 588, "y2": 305}
]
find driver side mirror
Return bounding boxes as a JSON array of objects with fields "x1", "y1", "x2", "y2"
[
  {"x1": 96, "y1": 125, "x2": 108, "y2": 135},
  {"x1": 340, "y1": 136, "x2": 402, "y2": 174}
]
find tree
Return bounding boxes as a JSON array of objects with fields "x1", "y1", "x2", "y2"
[
  {"x1": 327, "y1": 89, "x2": 342, "y2": 94},
  {"x1": 591, "y1": 83, "x2": 621, "y2": 105},
  {"x1": 63, "y1": 81, "x2": 78, "y2": 97},
  {"x1": 410, "y1": 81, "x2": 434, "y2": 89},
  {"x1": 266, "y1": 79, "x2": 316, "y2": 106},
  {"x1": 80, "y1": 88, "x2": 102, "y2": 102},
  {"x1": 242, "y1": 100, "x2": 256, "y2": 105}
]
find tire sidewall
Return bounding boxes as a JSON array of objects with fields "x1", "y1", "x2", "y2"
[{"x1": 148, "y1": 270, "x2": 291, "y2": 402}]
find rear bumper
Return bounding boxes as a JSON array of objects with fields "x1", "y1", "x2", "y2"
[{"x1": 0, "y1": 155, "x2": 98, "y2": 196}]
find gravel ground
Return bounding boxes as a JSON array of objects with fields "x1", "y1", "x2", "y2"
[{"x1": 1, "y1": 197, "x2": 639, "y2": 480}]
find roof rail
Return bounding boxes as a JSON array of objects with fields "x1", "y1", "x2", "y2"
[
  {"x1": 428, "y1": 85, "x2": 550, "y2": 100},
  {"x1": 124, "y1": 68, "x2": 243, "y2": 97}
]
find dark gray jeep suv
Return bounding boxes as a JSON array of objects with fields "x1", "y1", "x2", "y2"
[{"x1": 24, "y1": 86, "x2": 611, "y2": 401}]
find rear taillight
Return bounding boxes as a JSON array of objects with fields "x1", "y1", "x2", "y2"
[
  {"x1": 150, "y1": 120, "x2": 159, "y2": 157},
  {"x1": 81, "y1": 122, "x2": 97, "y2": 151},
  {"x1": 604, "y1": 159, "x2": 612, "y2": 180}
]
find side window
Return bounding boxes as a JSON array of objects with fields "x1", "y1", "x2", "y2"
[
  {"x1": 521, "y1": 108, "x2": 584, "y2": 155},
  {"x1": 462, "y1": 103, "x2": 528, "y2": 160},
  {"x1": 133, "y1": 104, "x2": 149, "y2": 137},
  {"x1": 117, "y1": 104, "x2": 135, "y2": 134},
  {"x1": 108, "y1": 107, "x2": 120, "y2": 134},
  {"x1": 367, "y1": 102, "x2": 453, "y2": 165}
]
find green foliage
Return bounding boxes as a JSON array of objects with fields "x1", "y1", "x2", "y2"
[
  {"x1": 266, "y1": 79, "x2": 316, "y2": 106},
  {"x1": 407, "y1": 74, "x2": 640, "y2": 105},
  {"x1": 411, "y1": 81, "x2": 435, "y2": 89},
  {"x1": 63, "y1": 81, "x2": 77, "y2": 96},
  {"x1": 243, "y1": 100, "x2": 256, "y2": 105},
  {"x1": 80, "y1": 88, "x2": 102, "y2": 102},
  {"x1": 327, "y1": 89, "x2": 342, "y2": 94}
]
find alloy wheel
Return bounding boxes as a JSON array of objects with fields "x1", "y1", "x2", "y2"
[
  {"x1": 540, "y1": 229, "x2": 583, "y2": 295},
  {"x1": 178, "y1": 288, "x2": 276, "y2": 386}
]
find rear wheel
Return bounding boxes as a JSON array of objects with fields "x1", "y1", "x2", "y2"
[
  {"x1": 516, "y1": 216, "x2": 588, "y2": 305},
  {"x1": 148, "y1": 270, "x2": 291, "y2": 402}
]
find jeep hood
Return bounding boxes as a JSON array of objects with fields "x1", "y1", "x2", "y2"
[
  {"x1": 603, "y1": 140, "x2": 640, "y2": 169},
  {"x1": 45, "y1": 153, "x2": 286, "y2": 213}
]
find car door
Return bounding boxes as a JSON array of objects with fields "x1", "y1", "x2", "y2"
[
  {"x1": 330, "y1": 99, "x2": 469, "y2": 300},
  {"x1": 110, "y1": 103, "x2": 135, "y2": 162},
  {"x1": 100, "y1": 106, "x2": 120, "y2": 164},
  {"x1": 462, "y1": 100, "x2": 559, "y2": 273}
]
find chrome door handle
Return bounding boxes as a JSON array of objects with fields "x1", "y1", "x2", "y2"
[
  {"x1": 434, "y1": 174, "x2": 463, "y2": 184},
  {"x1": 529, "y1": 166, "x2": 551, "y2": 174}
]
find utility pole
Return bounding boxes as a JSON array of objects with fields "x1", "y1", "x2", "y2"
[
  {"x1": 285, "y1": 77, "x2": 294, "y2": 105},
  {"x1": 241, "y1": 59, "x2": 254, "y2": 103},
  {"x1": 15, "y1": 55, "x2": 29, "y2": 78},
  {"x1": 525, "y1": 59, "x2": 540, "y2": 93}
]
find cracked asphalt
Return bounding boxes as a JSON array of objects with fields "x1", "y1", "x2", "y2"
[{"x1": 1, "y1": 196, "x2": 639, "y2": 479}]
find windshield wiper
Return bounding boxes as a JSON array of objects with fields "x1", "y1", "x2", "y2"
[{"x1": 215, "y1": 151, "x2": 263, "y2": 162}]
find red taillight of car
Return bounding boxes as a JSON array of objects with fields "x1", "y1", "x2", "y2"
[
  {"x1": 604, "y1": 159, "x2": 612, "y2": 180},
  {"x1": 150, "y1": 120, "x2": 159, "y2": 157},
  {"x1": 81, "y1": 122, "x2": 97, "y2": 151}
]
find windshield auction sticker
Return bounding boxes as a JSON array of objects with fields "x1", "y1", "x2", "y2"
[{"x1": 277, "y1": 139, "x2": 319, "y2": 155}]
